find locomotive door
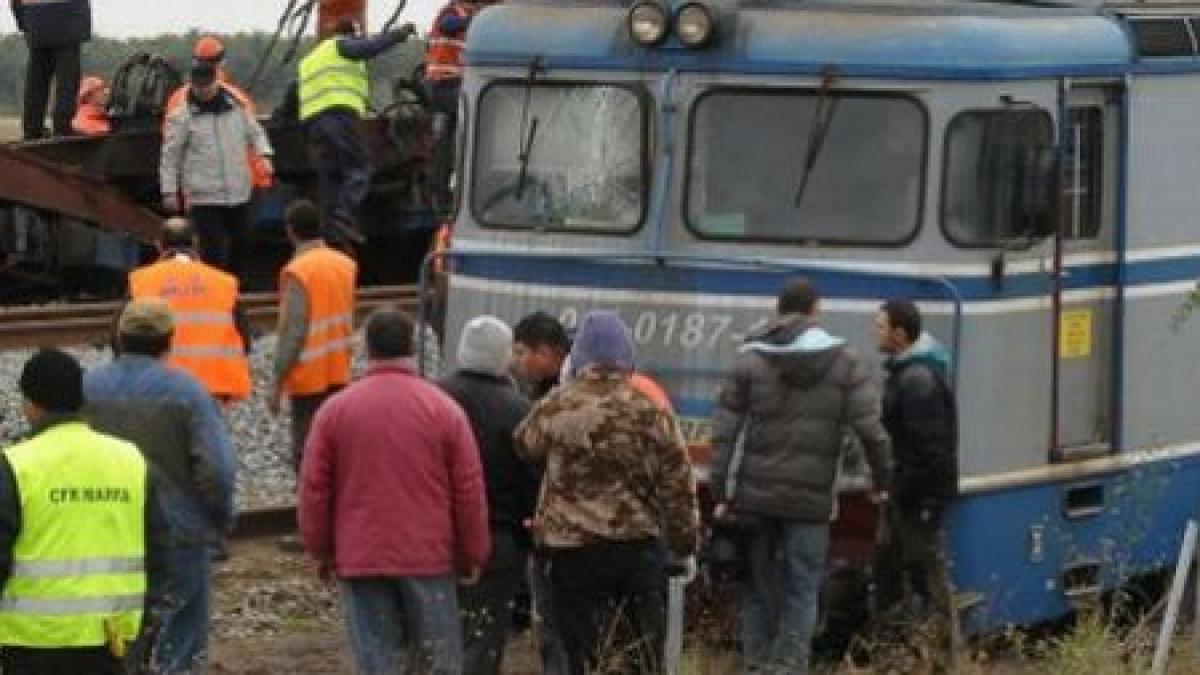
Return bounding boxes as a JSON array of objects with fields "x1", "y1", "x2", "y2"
[{"x1": 1053, "y1": 85, "x2": 1120, "y2": 459}]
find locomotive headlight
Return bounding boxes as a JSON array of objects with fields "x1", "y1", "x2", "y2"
[
  {"x1": 628, "y1": 2, "x2": 670, "y2": 46},
  {"x1": 675, "y1": 3, "x2": 715, "y2": 48}
]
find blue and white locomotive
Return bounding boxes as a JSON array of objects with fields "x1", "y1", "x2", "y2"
[{"x1": 431, "y1": 0, "x2": 1200, "y2": 634}]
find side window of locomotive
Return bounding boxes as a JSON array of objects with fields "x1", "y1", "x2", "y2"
[
  {"x1": 1062, "y1": 106, "x2": 1103, "y2": 240},
  {"x1": 943, "y1": 109, "x2": 1053, "y2": 245},
  {"x1": 686, "y1": 90, "x2": 925, "y2": 245}
]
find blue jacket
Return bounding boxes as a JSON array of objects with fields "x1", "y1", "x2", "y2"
[{"x1": 83, "y1": 355, "x2": 237, "y2": 547}]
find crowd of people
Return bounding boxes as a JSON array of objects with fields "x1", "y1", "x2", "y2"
[
  {"x1": 0, "y1": 194, "x2": 961, "y2": 674},
  {"x1": 3, "y1": 2, "x2": 962, "y2": 673}
]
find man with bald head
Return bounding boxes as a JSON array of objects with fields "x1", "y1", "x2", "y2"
[{"x1": 125, "y1": 217, "x2": 253, "y2": 403}]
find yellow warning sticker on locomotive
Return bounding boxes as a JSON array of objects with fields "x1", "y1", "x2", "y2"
[{"x1": 1060, "y1": 309, "x2": 1093, "y2": 359}]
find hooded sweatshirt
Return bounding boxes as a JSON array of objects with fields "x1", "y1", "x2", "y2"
[
  {"x1": 883, "y1": 332, "x2": 958, "y2": 509},
  {"x1": 710, "y1": 314, "x2": 892, "y2": 522}
]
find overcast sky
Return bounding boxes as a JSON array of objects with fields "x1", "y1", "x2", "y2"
[{"x1": 3, "y1": 0, "x2": 441, "y2": 38}]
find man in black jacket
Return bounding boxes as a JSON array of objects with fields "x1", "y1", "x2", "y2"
[
  {"x1": 874, "y1": 299, "x2": 959, "y2": 663},
  {"x1": 438, "y1": 316, "x2": 539, "y2": 675},
  {"x1": 711, "y1": 279, "x2": 892, "y2": 674},
  {"x1": 10, "y1": 0, "x2": 90, "y2": 139}
]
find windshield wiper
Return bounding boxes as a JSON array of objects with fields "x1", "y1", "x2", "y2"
[
  {"x1": 793, "y1": 69, "x2": 840, "y2": 207},
  {"x1": 515, "y1": 56, "x2": 543, "y2": 199}
]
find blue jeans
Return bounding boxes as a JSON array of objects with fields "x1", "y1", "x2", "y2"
[
  {"x1": 148, "y1": 546, "x2": 212, "y2": 674},
  {"x1": 307, "y1": 110, "x2": 371, "y2": 228},
  {"x1": 339, "y1": 575, "x2": 462, "y2": 675},
  {"x1": 742, "y1": 520, "x2": 828, "y2": 674}
]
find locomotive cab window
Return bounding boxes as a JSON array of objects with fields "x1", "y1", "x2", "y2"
[
  {"x1": 685, "y1": 89, "x2": 925, "y2": 245},
  {"x1": 943, "y1": 109, "x2": 1054, "y2": 245},
  {"x1": 471, "y1": 83, "x2": 646, "y2": 232},
  {"x1": 1063, "y1": 106, "x2": 1103, "y2": 240}
]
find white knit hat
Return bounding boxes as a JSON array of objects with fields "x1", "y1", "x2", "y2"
[{"x1": 457, "y1": 316, "x2": 514, "y2": 377}]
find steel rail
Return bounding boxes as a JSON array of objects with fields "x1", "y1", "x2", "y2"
[
  {"x1": 231, "y1": 505, "x2": 298, "y2": 540},
  {"x1": 0, "y1": 284, "x2": 418, "y2": 350}
]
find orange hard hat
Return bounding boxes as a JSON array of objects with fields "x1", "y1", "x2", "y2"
[
  {"x1": 193, "y1": 35, "x2": 225, "y2": 61},
  {"x1": 78, "y1": 75, "x2": 106, "y2": 104}
]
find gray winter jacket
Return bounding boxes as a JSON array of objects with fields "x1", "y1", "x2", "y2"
[
  {"x1": 709, "y1": 314, "x2": 892, "y2": 522},
  {"x1": 160, "y1": 87, "x2": 272, "y2": 207}
]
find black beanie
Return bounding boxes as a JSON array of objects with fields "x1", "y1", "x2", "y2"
[{"x1": 19, "y1": 348, "x2": 84, "y2": 414}]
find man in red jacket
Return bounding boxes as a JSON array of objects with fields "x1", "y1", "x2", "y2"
[{"x1": 298, "y1": 309, "x2": 490, "y2": 674}]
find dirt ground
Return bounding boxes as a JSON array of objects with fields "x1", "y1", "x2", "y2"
[
  {"x1": 209, "y1": 540, "x2": 351, "y2": 674},
  {"x1": 208, "y1": 540, "x2": 547, "y2": 675},
  {"x1": 207, "y1": 539, "x2": 740, "y2": 674},
  {"x1": 206, "y1": 540, "x2": 1052, "y2": 674}
]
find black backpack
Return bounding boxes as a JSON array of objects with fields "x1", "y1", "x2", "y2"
[{"x1": 108, "y1": 53, "x2": 182, "y2": 132}]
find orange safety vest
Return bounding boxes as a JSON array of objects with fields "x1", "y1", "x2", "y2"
[
  {"x1": 279, "y1": 245, "x2": 357, "y2": 396},
  {"x1": 431, "y1": 223, "x2": 452, "y2": 275},
  {"x1": 129, "y1": 256, "x2": 253, "y2": 400},
  {"x1": 163, "y1": 79, "x2": 273, "y2": 189},
  {"x1": 71, "y1": 103, "x2": 111, "y2": 136},
  {"x1": 426, "y1": 3, "x2": 473, "y2": 82},
  {"x1": 631, "y1": 372, "x2": 673, "y2": 412}
]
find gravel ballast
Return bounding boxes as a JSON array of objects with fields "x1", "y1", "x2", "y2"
[{"x1": 0, "y1": 335, "x2": 371, "y2": 509}]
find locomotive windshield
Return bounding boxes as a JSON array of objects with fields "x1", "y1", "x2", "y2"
[
  {"x1": 472, "y1": 83, "x2": 645, "y2": 232},
  {"x1": 686, "y1": 90, "x2": 924, "y2": 244}
]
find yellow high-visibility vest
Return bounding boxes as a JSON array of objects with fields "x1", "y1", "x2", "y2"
[
  {"x1": 0, "y1": 421, "x2": 147, "y2": 648},
  {"x1": 299, "y1": 38, "x2": 369, "y2": 121}
]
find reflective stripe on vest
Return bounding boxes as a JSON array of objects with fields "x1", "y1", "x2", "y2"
[
  {"x1": 426, "y1": 8, "x2": 469, "y2": 82},
  {"x1": 173, "y1": 310, "x2": 236, "y2": 325},
  {"x1": 0, "y1": 422, "x2": 146, "y2": 648},
  {"x1": 281, "y1": 246, "x2": 357, "y2": 395},
  {"x1": 129, "y1": 257, "x2": 252, "y2": 400},
  {"x1": 171, "y1": 345, "x2": 247, "y2": 359},
  {"x1": 12, "y1": 557, "x2": 144, "y2": 578},
  {"x1": 0, "y1": 594, "x2": 144, "y2": 615},
  {"x1": 299, "y1": 39, "x2": 369, "y2": 121},
  {"x1": 300, "y1": 336, "x2": 354, "y2": 363}
]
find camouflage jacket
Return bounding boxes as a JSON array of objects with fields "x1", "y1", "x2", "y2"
[{"x1": 515, "y1": 370, "x2": 699, "y2": 557}]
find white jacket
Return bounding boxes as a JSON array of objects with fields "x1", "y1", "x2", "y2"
[{"x1": 160, "y1": 87, "x2": 273, "y2": 207}]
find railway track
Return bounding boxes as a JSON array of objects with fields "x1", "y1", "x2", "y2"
[
  {"x1": 0, "y1": 284, "x2": 419, "y2": 349},
  {"x1": 232, "y1": 506, "x2": 297, "y2": 540}
]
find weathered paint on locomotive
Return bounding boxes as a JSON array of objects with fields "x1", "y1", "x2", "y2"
[{"x1": 441, "y1": 0, "x2": 1200, "y2": 635}]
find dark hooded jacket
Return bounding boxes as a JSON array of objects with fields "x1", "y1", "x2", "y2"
[
  {"x1": 883, "y1": 332, "x2": 958, "y2": 510},
  {"x1": 11, "y1": 0, "x2": 91, "y2": 49},
  {"x1": 710, "y1": 315, "x2": 892, "y2": 522}
]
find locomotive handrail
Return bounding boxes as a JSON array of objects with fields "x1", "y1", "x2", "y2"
[{"x1": 417, "y1": 248, "x2": 965, "y2": 389}]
